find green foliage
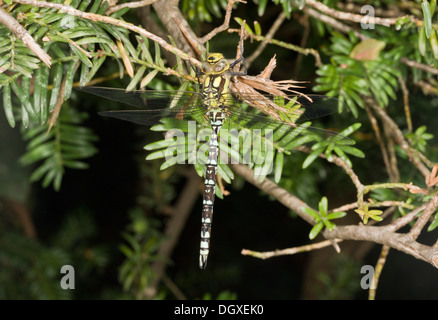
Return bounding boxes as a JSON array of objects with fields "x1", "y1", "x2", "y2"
[
  {"x1": 181, "y1": 0, "x2": 229, "y2": 22},
  {"x1": 304, "y1": 197, "x2": 347, "y2": 239},
  {"x1": 0, "y1": 212, "x2": 109, "y2": 299},
  {"x1": 315, "y1": 254, "x2": 362, "y2": 299},
  {"x1": 201, "y1": 290, "x2": 238, "y2": 300},
  {"x1": 314, "y1": 33, "x2": 400, "y2": 116},
  {"x1": 0, "y1": 1, "x2": 169, "y2": 191},
  {"x1": 0, "y1": 232, "x2": 70, "y2": 299},
  {"x1": 420, "y1": 0, "x2": 438, "y2": 59},
  {"x1": 19, "y1": 106, "x2": 98, "y2": 191},
  {"x1": 355, "y1": 204, "x2": 383, "y2": 224},
  {"x1": 428, "y1": 212, "x2": 438, "y2": 231},
  {"x1": 119, "y1": 209, "x2": 167, "y2": 299},
  {"x1": 422, "y1": 1, "x2": 433, "y2": 37},
  {"x1": 255, "y1": 0, "x2": 308, "y2": 18},
  {"x1": 0, "y1": 0, "x2": 167, "y2": 123},
  {"x1": 405, "y1": 125, "x2": 434, "y2": 153},
  {"x1": 303, "y1": 122, "x2": 364, "y2": 168}
]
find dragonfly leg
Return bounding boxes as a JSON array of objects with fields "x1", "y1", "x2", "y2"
[{"x1": 229, "y1": 37, "x2": 247, "y2": 74}]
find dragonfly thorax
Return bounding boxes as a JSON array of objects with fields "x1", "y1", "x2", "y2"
[{"x1": 201, "y1": 54, "x2": 232, "y2": 117}]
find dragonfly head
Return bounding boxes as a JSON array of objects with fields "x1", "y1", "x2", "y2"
[{"x1": 202, "y1": 53, "x2": 230, "y2": 75}]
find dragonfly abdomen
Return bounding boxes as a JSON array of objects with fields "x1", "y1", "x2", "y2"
[{"x1": 199, "y1": 113, "x2": 225, "y2": 269}]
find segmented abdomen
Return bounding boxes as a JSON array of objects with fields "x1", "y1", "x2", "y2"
[{"x1": 199, "y1": 115, "x2": 224, "y2": 269}]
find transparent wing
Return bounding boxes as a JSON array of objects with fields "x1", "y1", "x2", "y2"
[
  {"x1": 77, "y1": 86, "x2": 206, "y2": 126},
  {"x1": 224, "y1": 95, "x2": 353, "y2": 146},
  {"x1": 78, "y1": 86, "x2": 353, "y2": 146}
]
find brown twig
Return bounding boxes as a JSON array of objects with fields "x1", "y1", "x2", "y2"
[
  {"x1": 47, "y1": 66, "x2": 69, "y2": 132},
  {"x1": 364, "y1": 105, "x2": 392, "y2": 180},
  {"x1": 400, "y1": 57, "x2": 438, "y2": 75},
  {"x1": 152, "y1": 0, "x2": 201, "y2": 60},
  {"x1": 242, "y1": 239, "x2": 343, "y2": 259},
  {"x1": 330, "y1": 200, "x2": 414, "y2": 214},
  {"x1": 409, "y1": 194, "x2": 438, "y2": 240},
  {"x1": 199, "y1": 0, "x2": 246, "y2": 44},
  {"x1": 0, "y1": 7, "x2": 51, "y2": 67},
  {"x1": 106, "y1": 0, "x2": 159, "y2": 15},
  {"x1": 229, "y1": 27, "x2": 323, "y2": 67},
  {"x1": 418, "y1": 80, "x2": 438, "y2": 96},
  {"x1": 382, "y1": 112, "x2": 401, "y2": 183},
  {"x1": 398, "y1": 75, "x2": 412, "y2": 133},
  {"x1": 304, "y1": 0, "x2": 419, "y2": 27},
  {"x1": 172, "y1": 16, "x2": 203, "y2": 59},
  {"x1": 304, "y1": 7, "x2": 368, "y2": 41},
  {"x1": 294, "y1": 11, "x2": 311, "y2": 72},
  {"x1": 11, "y1": 0, "x2": 201, "y2": 68},
  {"x1": 369, "y1": 245, "x2": 390, "y2": 300},
  {"x1": 294, "y1": 145, "x2": 364, "y2": 206},
  {"x1": 368, "y1": 100, "x2": 431, "y2": 179},
  {"x1": 245, "y1": 11, "x2": 287, "y2": 68},
  {"x1": 1, "y1": 197, "x2": 37, "y2": 240},
  {"x1": 231, "y1": 162, "x2": 438, "y2": 268},
  {"x1": 324, "y1": 199, "x2": 438, "y2": 268},
  {"x1": 142, "y1": 169, "x2": 201, "y2": 299}
]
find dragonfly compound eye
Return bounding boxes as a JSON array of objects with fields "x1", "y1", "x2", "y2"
[{"x1": 214, "y1": 60, "x2": 228, "y2": 72}]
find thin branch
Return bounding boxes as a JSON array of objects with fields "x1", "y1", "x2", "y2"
[
  {"x1": 242, "y1": 239, "x2": 343, "y2": 260},
  {"x1": 152, "y1": 0, "x2": 201, "y2": 60},
  {"x1": 368, "y1": 100, "x2": 431, "y2": 179},
  {"x1": 245, "y1": 11, "x2": 287, "y2": 68},
  {"x1": 364, "y1": 105, "x2": 392, "y2": 181},
  {"x1": 172, "y1": 16, "x2": 203, "y2": 59},
  {"x1": 398, "y1": 75, "x2": 412, "y2": 133},
  {"x1": 161, "y1": 273, "x2": 187, "y2": 300},
  {"x1": 229, "y1": 28, "x2": 322, "y2": 66},
  {"x1": 1, "y1": 197, "x2": 37, "y2": 240},
  {"x1": 11, "y1": 0, "x2": 201, "y2": 67},
  {"x1": 304, "y1": 7, "x2": 368, "y2": 41},
  {"x1": 47, "y1": 64, "x2": 73, "y2": 132},
  {"x1": 231, "y1": 157, "x2": 438, "y2": 268},
  {"x1": 400, "y1": 57, "x2": 438, "y2": 75},
  {"x1": 294, "y1": 11, "x2": 312, "y2": 71},
  {"x1": 409, "y1": 195, "x2": 438, "y2": 240},
  {"x1": 294, "y1": 145, "x2": 364, "y2": 206},
  {"x1": 305, "y1": 0, "x2": 419, "y2": 27},
  {"x1": 106, "y1": 0, "x2": 159, "y2": 15},
  {"x1": 330, "y1": 200, "x2": 415, "y2": 214},
  {"x1": 0, "y1": 7, "x2": 51, "y2": 67},
  {"x1": 382, "y1": 113, "x2": 401, "y2": 183},
  {"x1": 142, "y1": 169, "x2": 201, "y2": 299},
  {"x1": 418, "y1": 79, "x2": 438, "y2": 96},
  {"x1": 324, "y1": 214, "x2": 438, "y2": 268},
  {"x1": 387, "y1": 202, "x2": 428, "y2": 232},
  {"x1": 199, "y1": 0, "x2": 246, "y2": 44},
  {"x1": 369, "y1": 245, "x2": 390, "y2": 300}
]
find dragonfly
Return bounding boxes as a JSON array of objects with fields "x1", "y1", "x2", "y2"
[{"x1": 79, "y1": 52, "x2": 353, "y2": 269}]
